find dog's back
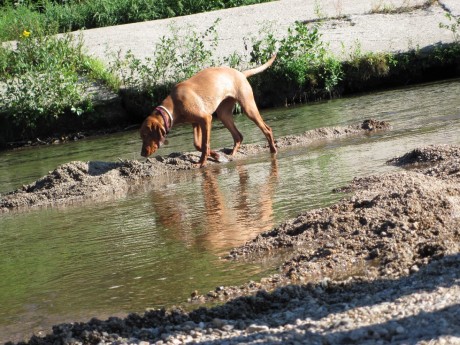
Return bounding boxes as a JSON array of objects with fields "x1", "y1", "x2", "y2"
[
  {"x1": 172, "y1": 67, "x2": 244, "y2": 114},
  {"x1": 176, "y1": 54, "x2": 276, "y2": 90},
  {"x1": 173, "y1": 54, "x2": 276, "y2": 109}
]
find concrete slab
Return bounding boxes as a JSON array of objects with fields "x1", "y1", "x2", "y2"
[
  {"x1": 440, "y1": 0, "x2": 460, "y2": 16},
  {"x1": 75, "y1": 0, "x2": 455, "y2": 64},
  {"x1": 322, "y1": 6, "x2": 454, "y2": 57}
]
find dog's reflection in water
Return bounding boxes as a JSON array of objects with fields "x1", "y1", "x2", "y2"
[{"x1": 150, "y1": 158, "x2": 279, "y2": 251}]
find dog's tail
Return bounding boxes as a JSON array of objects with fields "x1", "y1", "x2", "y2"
[{"x1": 242, "y1": 54, "x2": 276, "y2": 78}]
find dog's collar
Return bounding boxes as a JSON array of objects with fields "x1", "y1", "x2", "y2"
[{"x1": 155, "y1": 106, "x2": 173, "y2": 134}]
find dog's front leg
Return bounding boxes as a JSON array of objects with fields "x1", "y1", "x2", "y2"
[
  {"x1": 193, "y1": 124, "x2": 202, "y2": 152},
  {"x1": 194, "y1": 122, "x2": 220, "y2": 165},
  {"x1": 198, "y1": 115, "x2": 213, "y2": 167}
]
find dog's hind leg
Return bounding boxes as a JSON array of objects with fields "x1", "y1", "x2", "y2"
[
  {"x1": 216, "y1": 98, "x2": 244, "y2": 156},
  {"x1": 238, "y1": 91, "x2": 277, "y2": 154}
]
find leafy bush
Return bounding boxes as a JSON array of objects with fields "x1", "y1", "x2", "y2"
[
  {"x1": 346, "y1": 51, "x2": 397, "y2": 82},
  {"x1": 0, "y1": 33, "x2": 94, "y2": 138},
  {"x1": 4, "y1": 69, "x2": 89, "y2": 136},
  {"x1": 248, "y1": 21, "x2": 343, "y2": 105},
  {"x1": 2, "y1": 31, "x2": 84, "y2": 77}
]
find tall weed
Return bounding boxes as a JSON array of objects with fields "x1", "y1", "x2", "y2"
[
  {"x1": 439, "y1": 13, "x2": 460, "y2": 43},
  {"x1": 111, "y1": 19, "x2": 220, "y2": 102},
  {"x1": 0, "y1": 4, "x2": 57, "y2": 42}
]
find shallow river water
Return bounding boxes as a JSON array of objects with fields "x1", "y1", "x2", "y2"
[{"x1": 1, "y1": 79, "x2": 459, "y2": 342}]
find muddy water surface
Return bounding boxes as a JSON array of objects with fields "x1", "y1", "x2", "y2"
[{"x1": 1, "y1": 79, "x2": 459, "y2": 342}]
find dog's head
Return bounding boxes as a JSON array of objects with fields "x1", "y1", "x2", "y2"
[{"x1": 140, "y1": 114, "x2": 167, "y2": 157}]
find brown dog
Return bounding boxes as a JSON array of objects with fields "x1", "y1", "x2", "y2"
[{"x1": 140, "y1": 55, "x2": 277, "y2": 166}]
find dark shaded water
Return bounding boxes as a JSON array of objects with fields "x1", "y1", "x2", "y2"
[{"x1": 1, "y1": 79, "x2": 459, "y2": 342}]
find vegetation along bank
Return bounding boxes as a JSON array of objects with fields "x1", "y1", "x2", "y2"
[{"x1": 0, "y1": 0, "x2": 459, "y2": 148}]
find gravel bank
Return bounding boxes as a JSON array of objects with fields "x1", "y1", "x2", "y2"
[{"x1": 7, "y1": 145, "x2": 459, "y2": 345}]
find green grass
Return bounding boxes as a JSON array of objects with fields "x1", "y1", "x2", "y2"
[{"x1": 0, "y1": 0, "x2": 272, "y2": 42}]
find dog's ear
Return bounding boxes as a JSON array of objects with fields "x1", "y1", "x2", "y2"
[
  {"x1": 139, "y1": 124, "x2": 150, "y2": 139},
  {"x1": 145, "y1": 119, "x2": 160, "y2": 135}
]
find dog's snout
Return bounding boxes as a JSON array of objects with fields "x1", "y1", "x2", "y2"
[
  {"x1": 141, "y1": 146, "x2": 150, "y2": 157},
  {"x1": 141, "y1": 143, "x2": 158, "y2": 158}
]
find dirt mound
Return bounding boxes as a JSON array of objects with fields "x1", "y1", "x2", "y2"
[
  {"x1": 272, "y1": 119, "x2": 391, "y2": 149},
  {"x1": 1, "y1": 161, "x2": 138, "y2": 210},
  {"x1": 227, "y1": 144, "x2": 460, "y2": 282},
  {"x1": 0, "y1": 120, "x2": 389, "y2": 212},
  {"x1": 388, "y1": 144, "x2": 460, "y2": 166},
  {"x1": 388, "y1": 144, "x2": 460, "y2": 180}
]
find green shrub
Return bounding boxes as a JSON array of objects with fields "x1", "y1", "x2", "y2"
[
  {"x1": 248, "y1": 21, "x2": 343, "y2": 104},
  {"x1": 2, "y1": 32, "x2": 83, "y2": 77},
  {"x1": 0, "y1": 33, "x2": 94, "y2": 138},
  {"x1": 346, "y1": 51, "x2": 397, "y2": 82},
  {"x1": 4, "y1": 69, "x2": 89, "y2": 136}
]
